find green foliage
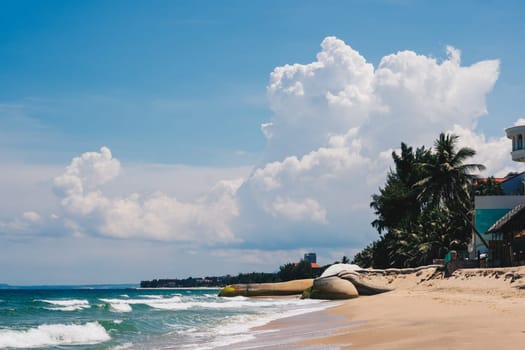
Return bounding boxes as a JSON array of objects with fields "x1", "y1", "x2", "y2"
[
  {"x1": 371, "y1": 143, "x2": 433, "y2": 233},
  {"x1": 356, "y1": 132, "x2": 485, "y2": 268},
  {"x1": 278, "y1": 260, "x2": 320, "y2": 281},
  {"x1": 472, "y1": 176, "x2": 504, "y2": 196},
  {"x1": 352, "y1": 239, "x2": 389, "y2": 268},
  {"x1": 140, "y1": 272, "x2": 280, "y2": 288}
]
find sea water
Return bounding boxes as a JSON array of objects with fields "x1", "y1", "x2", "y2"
[{"x1": 0, "y1": 288, "x2": 331, "y2": 349}]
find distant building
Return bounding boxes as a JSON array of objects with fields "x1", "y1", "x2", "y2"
[
  {"x1": 303, "y1": 252, "x2": 317, "y2": 264},
  {"x1": 293, "y1": 252, "x2": 321, "y2": 269}
]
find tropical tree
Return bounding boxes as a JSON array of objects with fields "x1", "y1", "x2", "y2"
[
  {"x1": 352, "y1": 236, "x2": 390, "y2": 268},
  {"x1": 472, "y1": 176, "x2": 504, "y2": 197},
  {"x1": 355, "y1": 132, "x2": 487, "y2": 268},
  {"x1": 416, "y1": 133, "x2": 485, "y2": 211},
  {"x1": 370, "y1": 143, "x2": 432, "y2": 233},
  {"x1": 278, "y1": 260, "x2": 315, "y2": 281},
  {"x1": 416, "y1": 133, "x2": 486, "y2": 247}
]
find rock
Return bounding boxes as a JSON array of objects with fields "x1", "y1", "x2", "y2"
[
  {"x1": 307, "y1": 276, "x2": 359, "y2": 300},
  {"x1": 218, "y1": 279, "x2": 314, "y2": 297},
  {"x1": 337, "y1": 271, "x2": 393, "y2": 295},
  {"x1": 320, "y1": 263, "x2": 362, "y2": 278}
]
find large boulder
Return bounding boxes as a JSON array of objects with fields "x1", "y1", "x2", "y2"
[
  {"x1": 320, "y1": 263, "x2": 362, "y2": 278},
  {"x1": 218, "y1": 279, "x2": 313, "y2": 297},
  {"x1": 306, "y1": 276, "x2": 359, "y2": 300},
  {"x1": 338, "y1": 271, "x2": 393, "y2": 295}
]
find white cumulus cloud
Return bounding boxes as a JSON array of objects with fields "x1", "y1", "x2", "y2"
[
  {"x1": 233, "y1": 36, "x2": 511, "y2": 250},
  {"x1": 1, "y1": 37, "x2": 518, "y2": 256},
  {"x1": 50, "y1": 147, "x2": 243, "y2": 243}
]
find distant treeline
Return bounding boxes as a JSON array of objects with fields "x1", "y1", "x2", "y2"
[{"x1": 140, "y1": 259, "x2": 330, "y2": 288}]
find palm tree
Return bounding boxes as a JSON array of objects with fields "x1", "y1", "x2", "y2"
[
  {"x1": 371, "y1": 143, "x2": 432, "y2": 233},
  {"x1": 364, "y1": 133, "x2": 490, "y2": 268},
  {"x1": 417, "y1": 133, "x2": 485, "y2": 208},
  {"x1": 416, "y1": 133, "x2": 487, "y2": 247}
]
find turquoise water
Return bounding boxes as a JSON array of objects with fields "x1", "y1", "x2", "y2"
[{"x1": 0, "y1": 288, "x2": 328, "y2": 349}]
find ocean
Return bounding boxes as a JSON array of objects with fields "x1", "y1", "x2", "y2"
[{"x1": 0, "y1": 288, "x2": 331, "y2": 349}]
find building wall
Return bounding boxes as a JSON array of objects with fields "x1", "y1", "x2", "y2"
[
  {"x1": 473, "y1": 196, "x2": 525, "y2": 255},
  {"x1": 501, "y1": 173, "x2": 525, "y2": 195}
]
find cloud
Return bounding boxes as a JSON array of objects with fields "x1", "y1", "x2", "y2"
[
  {"x1": 263, "y1": 37, "x2": 375, "y2": 162},
  {"x1": 447, "y1": 124, "x2": 521, "y2": 177},
  {"x1": 0, "y1": 212, "x2": 40, "y2": 234},
  {"x1": 1, "y1": 37, "x2": 516, "y2": 257},
  {"x1": 232, "y1": 36, "x2": 506, "y2": 250},
  {"x1": 49, "y1": 147, "x2": 244, "y2": 243},
  {"x1": 268, "y1": 197, "x2": 327, "y2": 223},
  {"x1": 361, "y1": 43, "x2": 499, "y2": 156},
  {"x1": 53, "y1": 147, "x2": 120, "y2": 198},
  {"x1": 514, "y1": 118, "x2": 525, "y2": 126}
]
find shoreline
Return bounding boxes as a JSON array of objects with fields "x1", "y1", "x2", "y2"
[
  {"x1": 230, "y1": 266, "x2": 525, "y2": 349},
  {"x1": 136, "y1": 287, "x2": 221, "y2": 290},
  {"x1": 211, "y1": 299, "x2": 346, "y2": 350}
]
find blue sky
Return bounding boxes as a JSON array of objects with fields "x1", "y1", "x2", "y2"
[
  {"x1": 2, "y1": 0, "x2": 524, "y2": 165},
  {"x1": 1, "y1": 0, "x2": 524, "y2": 284}
]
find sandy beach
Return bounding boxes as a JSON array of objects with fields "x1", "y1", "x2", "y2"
[{"x1": 235, "y1": 267, "x2": 525, "y2": 349}]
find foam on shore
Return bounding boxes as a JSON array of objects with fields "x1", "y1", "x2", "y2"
[
  {"x1": 209, "y1": 304, "x2": 354, "y2": 350},
  {"x1": 169, "y1": 298, "x2": 337, "y2": 350}
]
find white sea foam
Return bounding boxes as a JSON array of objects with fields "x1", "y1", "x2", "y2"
[
  {"x1": 0, "y1": 322, "x2": 110, "y2": 348},
  {"x1": 43, "y1": 306, "x2": 87, "y2": 312},
  {"x1": 109, "y1": 303, "x2": 133, "y2": 313},
  {"x1": 192, "y1": 296, "x2": 324, "y2": 310},
  {"x1": 102, "y1": 294, "x2": 325, "y2": 313},
  {"x1": 39, "y1": 299, "x2": 89, "y2": 307},
  {"x1": 178, "y1": 298, "x2": 335, "y2": 350},
  {"x1": 139, "y1": 295, "x2": 163, "y2": 299},
  {"x1": 100, "y1": 296, "x2": 188, "y2": 311},
  {"x1": 149, "y1": 295, "x2": 316, "y2": 311},
  {"x1": 39, "y1": 299, "x2": 90, "y2": 312},
  {"x1": 111, "y1": 342, "x2": 133, "y2": 350}
]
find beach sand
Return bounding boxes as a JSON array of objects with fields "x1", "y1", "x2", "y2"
[{"x1": 234, "y1": 267, "x2": 525, "y2": 349}]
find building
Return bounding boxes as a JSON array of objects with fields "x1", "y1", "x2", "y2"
[
  {"x1": 506, "y1": 124, "x2": 525, "y2": 162},
  {"x1": 473, "y1": 195, "x2": 525, "y2": 258},
  {"x1": 294, "y1": 252, "x2": 321, "y2": 269},
  {"x1": 472, "y1": 124, "x2": 525, "y2": 266},
  {"x1": 303, "y1": 252, "x2": 317, "y2": 264},
  {"x1": 486, "y1": 203, "x2": 525, "y2": 266}
]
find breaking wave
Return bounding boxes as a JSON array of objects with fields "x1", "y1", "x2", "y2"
[
  {"x1": 100, "y1": 296, "x2": 188, "y2": 311},
  {"x1": 0, "y1": 322, "x2": 110, "y2": 348},
  {"x1": 109, "y1": 303, "x2": 133, "y2": 313},
  {"x1": 38, "y1": 299, "x2": 90, "y2": 312}
]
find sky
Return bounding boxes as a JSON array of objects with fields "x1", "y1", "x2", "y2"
[{"x1": 1, "y1": 0, "x2": 525, "y2": 284}]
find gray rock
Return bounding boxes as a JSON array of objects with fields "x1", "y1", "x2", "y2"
[
  {"x1": 308, "y1": 276, "x2": 359, "y2": 300},
  {"x1": 338, "y1": 272, "x2": 393, "y2": 295}
]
